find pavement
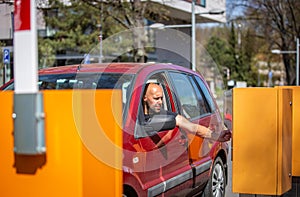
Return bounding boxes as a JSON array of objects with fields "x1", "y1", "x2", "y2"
[{"x1": 225, "y1": 140, "x2": 239, "y2": 197}]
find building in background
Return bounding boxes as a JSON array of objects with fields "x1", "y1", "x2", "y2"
[
  {"x1": 0, "y1": 2, "x2": 13, "y2": 85},
  {"x1": 256, "y1": 61, "x2": 286, "y2": 87},
  {"x1": 148, "y1": 0, "x2": 226, "y2": 69},
  {"x1": 0, "y1": 1, "x2": 47, "y2": 85}
]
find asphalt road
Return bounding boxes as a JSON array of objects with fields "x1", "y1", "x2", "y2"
[{"x1": 225, "y1": 140, "x2": 239, "y2": 197}]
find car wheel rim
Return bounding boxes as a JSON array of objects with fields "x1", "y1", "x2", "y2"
[{"x1": 212, "y1": 163, "x2": 225, "y2": 197}]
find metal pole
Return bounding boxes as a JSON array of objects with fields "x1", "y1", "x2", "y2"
[
  {"x1": 191, "y1": 0, "x2": 196, "y2": 71},
  {"x1": 99, "y1": 24, "x2": 103, "y2": 63},
  {"x1": 99, "y1": 2, "x2": 103, "y2": 63},
  {"x1": 296, "y1": 37, "x2": 299, "y2": 86},
  {"x1": 2, "y1": 65, "x2": 5, "y2": 85},
  {"x1": 164, "y1": 24, "x2": 192, "y2": 28},
  {"x1": 13, "y1": 0, "x2": 45, "y2": 155}
]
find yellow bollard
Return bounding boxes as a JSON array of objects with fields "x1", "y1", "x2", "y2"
[{"x1": 0, "y1": 90, "x2": 122, "y2": 197}]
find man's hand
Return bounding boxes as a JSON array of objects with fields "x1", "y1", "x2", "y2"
[
  {"x1": 217, "y1": 129, "x2": 232, "y2": 142},
  {"x1": 211, "y1": 129, "x2": 231, "y2": 142}
]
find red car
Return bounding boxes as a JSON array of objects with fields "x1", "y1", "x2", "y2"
[{"x1": 2, "y1": 62, "x2": 229, "y2": 197}]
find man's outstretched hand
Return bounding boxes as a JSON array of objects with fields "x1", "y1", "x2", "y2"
[
  {"x1": 217, "y1": 129, "x2": 232, "y2": 142},
  {"x1": 211, "y1": 129, "x2": 231, "y2": 142}
]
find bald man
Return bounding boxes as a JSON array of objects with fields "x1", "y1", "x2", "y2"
[{"x1": 143, "y1": 83, "x2": 231, "y2": 142}]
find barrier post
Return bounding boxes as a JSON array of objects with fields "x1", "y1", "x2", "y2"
[
  {"x1": 232, "y1": 87, "x2": 292, "y2": 195},
  {"x1": 0, "y1": 90, "x2": 123, "y2": 196}
]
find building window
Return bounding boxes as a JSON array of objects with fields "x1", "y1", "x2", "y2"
[{"x1": 199, "y1": 0, "x2": 206, "y2": 7}]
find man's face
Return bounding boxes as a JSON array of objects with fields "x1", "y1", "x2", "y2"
[{"x1": 143, "y1": 84, "x2": 163, "y2": 114}]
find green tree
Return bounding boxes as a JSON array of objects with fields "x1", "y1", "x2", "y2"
[
  {"x1": 0, "y1": 41, "x2": 6, "y2": 71},
  {"x1": 205, "y1": 36, "x2": 233, "y2": 87},
  {"x1": 232, "y1": 0, "x2": 300, "y2": 85},
  {"x1": 38, "y1": 38, "x2": 55, "y2": 68},
  {"x1": 205, "y1": 24, "x2": 258, "y2": 88},
  {"x1": 38, "y1": 0, "x2": 169, "y2": 65},
  {"x1": 38, "y1": 0, "x2": 102, "y2": 66},
  {"x1": 82, "y1": 0, "x2": 169, "y2": 62}
]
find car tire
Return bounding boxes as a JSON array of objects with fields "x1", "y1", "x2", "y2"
[
  {"x1": 123, "y1": 186, "x2": 138, "y2": 197},
  {"x1": 202, "y1": 157, "x2": 226, "y2": 197}
]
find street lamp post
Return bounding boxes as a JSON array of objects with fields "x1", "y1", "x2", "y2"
[
  {"x1": 191, "y1": 0, "x2": 196, "y2": 71},
  {"x1": 150, "y1": 4, "x2": 224, "y2": 71},
  {"x1": 271, "y1": 38, "x2": 299, "y2": 86},
  {"x1": 97, "y1": 24, "x2": 103, "y2": 63}
]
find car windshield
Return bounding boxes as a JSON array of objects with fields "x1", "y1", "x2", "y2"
[
  {"x1": 3, "y1": 72, "x2": 134, "y2": 115},
  {"x1": 38, "y1": 73, "x2": 134, "y2": 90},
  {"x1": 4, "y1": 73, "x2": 133, "y2": 89}
]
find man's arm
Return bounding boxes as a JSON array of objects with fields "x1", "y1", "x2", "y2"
[
  {"x1": 175, "y1": 114, "x2": 211, "y2": 138},
  {"x1": 175, "y1": 114, "x2": 231, "y2": 142}
]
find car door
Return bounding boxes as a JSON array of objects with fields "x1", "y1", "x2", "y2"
[
  {"x1": 168, "y1": 71, "x2": 222, "y2": 187},
  {"x1": 134, "y1": 71, "x2": 193, "y2": 196}
]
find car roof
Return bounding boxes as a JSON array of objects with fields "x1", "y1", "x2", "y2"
[
  {"x1": 38, "y1": 62, "x2": 196, "y2": 75},
  {"x1": 1, "y1": 62, "x2": 205, "y2": 90}
]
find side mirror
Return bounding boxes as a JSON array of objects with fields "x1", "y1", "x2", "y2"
[{"x1": 136, "y1": 114, "x2": 176, "y2": 138}]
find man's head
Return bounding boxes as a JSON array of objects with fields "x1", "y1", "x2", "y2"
[{"x1": 143, "y1": 83, "x2": 163, "y2": 115}]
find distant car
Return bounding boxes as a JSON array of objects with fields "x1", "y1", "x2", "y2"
[{"x1": 1, "y1": 62, "x2": 229, "y2": 197}]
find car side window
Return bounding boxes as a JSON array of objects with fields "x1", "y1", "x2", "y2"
[
  {"x1": 194, "y1": 75, "x2": 216, "y2": 112},
  {"x1": 188, "y1": 75, "x2": 210, "y2": 115},
  {"x1": 169, "y1": 72, "x2": 201, "y2": 119}
]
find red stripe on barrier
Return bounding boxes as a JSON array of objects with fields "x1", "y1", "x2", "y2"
[{"x1": 14, "y1": 0, "x2": 31, "y2": 31}]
